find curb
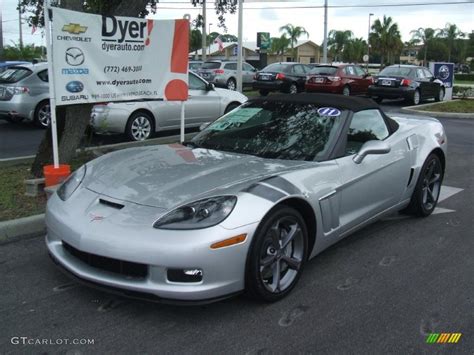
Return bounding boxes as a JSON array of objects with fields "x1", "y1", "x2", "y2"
[
  {"x1": 0, "y1": 214, "x2": 45, "y2": 245},
  {"x1": 402, "y1": 101, "x2": 474, "y2": 119}
]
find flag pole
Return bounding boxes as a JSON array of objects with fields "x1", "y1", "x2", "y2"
[
  {"x1": 44, "y1": 0, "x2": 60, "y2": 168},
  {"x1": 180, "y1": 101, "x2": 185, "y2": 143}
]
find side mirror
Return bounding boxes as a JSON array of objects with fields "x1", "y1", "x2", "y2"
[
  {"x1": 206, "y1": 82, "x2": 215, "y2": 91},
  {"x1": 199, "y1": 122, "x2": 211, "y2": 131},
  {"x1": 353, "y1": 140, "x2": 391, "y2": 164}
]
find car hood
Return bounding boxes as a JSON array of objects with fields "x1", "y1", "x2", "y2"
[{"x1": 84, "y1": 145, "x2": 307, "y2": 209}]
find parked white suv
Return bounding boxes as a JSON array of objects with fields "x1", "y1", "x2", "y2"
[{"x1": 91, "y1": 72, "x2": 247, "y2": 141}]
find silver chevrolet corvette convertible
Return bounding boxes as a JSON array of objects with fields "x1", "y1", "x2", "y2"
[{"x1": 46, "y1": 93, "x2": 447, "y2": 303}]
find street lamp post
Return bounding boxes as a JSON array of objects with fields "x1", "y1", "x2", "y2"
[
  {"x1": 208, "y1": 23, "x2": 213, "y2": 56},
  {"x1": 367, "y1": 13, "x2": 373, "y2": 70}
]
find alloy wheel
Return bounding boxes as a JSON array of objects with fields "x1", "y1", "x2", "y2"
[
  {"x1": 259, "y1": 216, "x2": 304, "y2": 293},
  {"x1": 227, "y1": 79, "x2": 236, "y2": 91},
  {"x1": 131, "y1": 116, "x2": 151, "y2": 141},
  {"x1": 413, "y1": 90, "x2": 421, "y2": 105},
  {"x1": 421, "y1": 158, "x2": 442, "y2": 211},
  {"x1": 342, "y1": 86, "x2": 350, "y2": 96},
  {"x1": 289, "y1": 84, "x2": 298, "y2": 94},
  {"x1": 38, "y1": 104, "x2": 51, "y2": 127}
]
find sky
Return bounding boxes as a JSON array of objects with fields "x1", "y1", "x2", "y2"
[{"x1": 1, "y1": 0, "x2": 473, "y2": 48}]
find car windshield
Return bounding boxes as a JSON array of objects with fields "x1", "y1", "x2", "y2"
[
  {"x1": 262, "y1": 63, "x2": 289, "y2": 72},
  {"x1": 379, "y1": 67, "x2": 413, "y2": 77},
  {"x1": 191, "y1": 101, "x2": 347, "y2": 161},
  {"x1": 309, "y1": 66, "x2": 338, "y2": 75},
  {"x1": 0, "y1": 67, "x2": 32, "y2": 83},
  {"x1": 201, "y1": 62, "x2": 221, "y2": 69}
]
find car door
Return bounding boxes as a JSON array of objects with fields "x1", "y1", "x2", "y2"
[
  {"x1": 291, "y1": 65, "x2": 308, "y2": 89},
  {"x1": 415, "y1": 68, "x2": 430, "y2": 99},
  {"x1": 423, "y1": 68, "x2": 438, "y2": 98},
  {"x1": 243, "y1": 63, "x2": 256, "y2": 86},
  {"x1": 343, "y1": 65, "x2": 361, "y2": 94},
  {"x1": 335, "y1": 109, "x2": 411, "y2": 233},
  {"x1": 185, "y1": 72, "x2": 222, "y2": 125},
  {"x1": 354, "y1": 65, "x2": 371, "y2": 94}
]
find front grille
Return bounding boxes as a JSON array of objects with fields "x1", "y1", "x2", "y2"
[{"x1": 62, "y1": 241, "x2": 148, "y2": 279}]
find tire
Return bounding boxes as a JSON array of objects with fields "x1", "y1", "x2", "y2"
[
  {"x1": 435, "y1": 87, "x2": 445, "y2": 102},
  {"x1": 404, "y1": 153, "x2": 444, "y2": 217},
  {"x1": 34, "y1": 100, "x2": 51, "y2": 128},
  {"x1": 342, "y1": 85, "x2": 351, "y2": 96},
  {"x1": 287, "y1": 83, "x2": 298, "y2": 94},
  {"x1": 224, "y1": 102, "x2": 240, "y2": 114},
  {"x1": 226, "y1": 78, "x2": 236, "y2": 91},
  {"x1": 259, "y1": 90, "x2": 269, "y2": 97},
  {"x1": 374, "y1": 97, "x2": 383, "y2": 104},
  {"x1": 125, "y1": 111, "x2": 154, "y2": 141},
  {"x1": 245, "y1": 205, "x2": 308, "y2": 302},
  {"x1": 410, "y1": 89, "x2": 421, "y2": 105}
]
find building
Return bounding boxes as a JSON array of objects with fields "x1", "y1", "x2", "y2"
[
  {"x1": 400, "y1": 45, "x2": 422, "y2": 65},
  {"x1": 189, "y1": 40, "x2": 321, "y2": 68}
]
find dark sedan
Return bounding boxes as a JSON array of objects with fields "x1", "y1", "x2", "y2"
[
  {"x1": 253, "y1": 62, "x2": 311, "y2": 96},
  {"x1": 368, "y1": 65, "x2": 445, "y2": 105},
  {"x1": 305, "y1": 64, "x2": 373, "y2": 96}
]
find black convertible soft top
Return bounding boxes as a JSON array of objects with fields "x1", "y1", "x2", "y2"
[{"x1": 249, "y1": 93, "x2": 380, "y2": 112}]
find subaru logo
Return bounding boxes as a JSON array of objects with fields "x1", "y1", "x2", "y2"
[
  {"x1": 66, "y1": 81, "x2": 84, "y2": 93},
  {"x1": 65, "y1": 47, "x2": 85, "y2": 66},
  {"x1": 438, "y1": 65, "x2": 450, "y2": 80}
]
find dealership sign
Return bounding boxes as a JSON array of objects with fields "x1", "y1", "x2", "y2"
[{"x1": 51, "y1": 8, "x2": 189, "y2": 105}]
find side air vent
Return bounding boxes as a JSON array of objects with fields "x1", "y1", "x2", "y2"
[{"x1": 407, "y1": 168, "x2": 414, "y2": 187}]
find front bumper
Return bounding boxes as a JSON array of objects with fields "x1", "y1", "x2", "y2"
[
  {"x1": 45, "y1": 189, "x2": 258, "y2": 302},
  {"x1": 367, "y1": 85, "x2": 414, "y2": 100}
]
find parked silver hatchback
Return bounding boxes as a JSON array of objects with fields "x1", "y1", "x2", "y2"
[
  {"x1": 0, "y1": 62, "x2": 50, "y2": 128},
  {"x1": 197, "y1": 60, "x2": 257, "y2": 91}
]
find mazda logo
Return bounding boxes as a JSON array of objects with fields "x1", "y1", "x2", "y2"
[{"x1": 65, "y1": 47, "x2": 85, "y2": 66}]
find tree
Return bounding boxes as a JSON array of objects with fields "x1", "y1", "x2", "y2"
[
  {"x1": 279, "y1": 24, "x2": 309, "y2": 61},
  {"x1": 370, "y1": 16, "x2": 402, "y2": 67},
  {"x1": 437, "y1": 23, "x2": 465, "y2": 62},
  {"x1": 343, "y1": 38, "x2": 367, "y2": 63},
  {"x1": 327, "y1": 30, "x2": 353, "y2": 62},
  {"x1": 416, "y1": 38, "x2": 449, "y2": 62},
  {"x1": 3, "y1": 42, "x2": 45, "y2": 61},
  {"x1": 190, "y1": 29, "x2": 202, "y2": 53},
  {"x1": 270, "y1": 35, "x2": 290, "y2": 62},
  {"x1": 410, "y1": 27, "x2": 436, "y2": 66},
  {"x1": 20, "y1": 0, "x2": 234, "y2": 177}
]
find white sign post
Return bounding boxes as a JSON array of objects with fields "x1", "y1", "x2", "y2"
[{"x1": 44, "y1": 5, "x2": 189, "y2": 167}]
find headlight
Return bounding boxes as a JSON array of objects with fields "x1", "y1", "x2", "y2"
[
  {"x1": 57, "y1": 165, "x2": 87, "y2": 201},
  {"x1": 153, "y1": 196, "x2": 237, "y2": 230}
]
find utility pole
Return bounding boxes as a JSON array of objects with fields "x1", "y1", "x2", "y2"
[
  {"x1": 367, "y1": 13, "x2": 373, "y2": 70},
  {"x1": 0, "y1": 5, "x2": 4, "y2": 60},
  {"x1": 322, "y1": 0, "x2": 327, "y2": 63},
  {"x1": 236, "y1": 0, "x2": 243, "y2": 92},
  {"x1": 201, "y1": 0, "x2": 207, "y2": 61},
  {"x1": 18, "y1": 0, "x2": 24, "y2": 49}
]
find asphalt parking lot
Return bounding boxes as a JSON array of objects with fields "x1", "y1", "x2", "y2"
[{"x1": 0, "y1": 108, "x2": 472, "y2": 353}]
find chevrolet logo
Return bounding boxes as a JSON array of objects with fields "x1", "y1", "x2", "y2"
[{"x1": 62, "y1": 23, "x2": 88, "y2": 35}]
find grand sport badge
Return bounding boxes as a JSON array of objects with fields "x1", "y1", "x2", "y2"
[{"x1": 65, "y1": 47, "x2": 85, "y2": 66}]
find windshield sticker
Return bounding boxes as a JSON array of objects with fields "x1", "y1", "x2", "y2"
[
  {"x1": 209, "y1": 108, "x2": 263, "y2": 131},
  {"x1": 317, "y1": 107, "x2": 341, "y2": 117}
]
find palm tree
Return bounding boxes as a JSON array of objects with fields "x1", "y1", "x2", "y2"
[
  {"x1": 270, "y1": 35, "x2": 291, "y2": 62},
  {"x1": 343, "y1": 37, "x2": 367, "y2": 63},
  {"x1": 410, "y1": 27, "x2": 436, "y2": 66},
  {"x1": 437, "y1": 23, "x2": 465, "y2": 62},
  {"x1": 279, "y1": 24, "x2": 309, "y2": 61},
  {"x1": 370, "y1": 16, "x2": 402, "y2": 67},
  {"x1": 327, "y1": 30, "x2": 353, "y2": 62}
]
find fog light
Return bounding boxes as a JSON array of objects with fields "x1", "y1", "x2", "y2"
[{"x1": 167, "y1": 268, "x2": 203, "y2": 283}]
